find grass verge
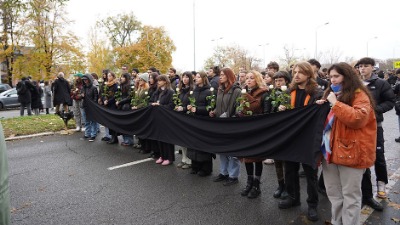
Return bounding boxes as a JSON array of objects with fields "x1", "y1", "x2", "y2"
[{"x1": 1, "y1": 114, "x2": 76, "y2": 138}]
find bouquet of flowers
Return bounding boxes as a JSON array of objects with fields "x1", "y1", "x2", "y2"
[
  {"x1": 187, "y1": 91, "x2": 196, "y2": 115},
  {"x1": 140, "y1": 91, "x2": 150, "y2": 107},
  {"x1": 236, "y1": 89, "x2": 253, "y2": 116},
  {"x1": 130, "y1": 90, "x2": 139, "y2": 107},
  {"x1": 206, "y1": 87, "x2": 216, "y2": 111},
  {"x1": 114, "y1": 85, "x2": 122, "y2": 102},
  {"x1": 265, "y1": 85, "x2": 291, "y2": 109},
  {"x1": 173, "y1": 88, "x2": 182, "y2": 110},
  {"x1": 101, "y1": 82, "x2": 109, "y2": 99}
]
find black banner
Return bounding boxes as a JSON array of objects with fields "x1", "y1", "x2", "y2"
[{"x1": 86, "y1": 99, "x2": 330, "y2": 167}]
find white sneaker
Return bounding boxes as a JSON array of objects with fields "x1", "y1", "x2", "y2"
[
  {"x1": 377, "y1": 181, "x2": 387, "y2": 199},
  {"x1": 75, "y1": 127, "x2": 81, "y2": 131}
]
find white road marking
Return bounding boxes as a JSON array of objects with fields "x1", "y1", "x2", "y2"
[
  {"x1": 359, "y1": 166, "x2": 400, "y2": 224},
  {"x1": 107, "y1": 158, "x2": 153, "y2": 170}
]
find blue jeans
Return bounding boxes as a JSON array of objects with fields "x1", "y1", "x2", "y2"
[
  {"x1": 219, "y1": 155, "x2": 240, "y2": 178},
  {"x1": 122, "y1": 134, "x2": 134, "y2": 145},
  {"x1": 104, "y1": 127, "x2": 111, "y2": 139},
  {"x1": 82, "y1": 109, "x2": 97, "y2": 138}
]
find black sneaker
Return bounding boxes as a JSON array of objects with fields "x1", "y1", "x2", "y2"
[
  {"x1": 101, "y1": 137, "x2": 110, "y2": 141},
  {"x1": 88, "y1": 137, "x2": 95, "y2": 142},
  {"x1": 213, "y1": 174, "x2": 229, "y2": 182},
  {"x1": 83, "y1": 136, "x2": 90, "y2": 139},
  {"x1": 223, "y1": 177, "x2": 239, "y2": 186},
  {"x1": 395, "y1": 137, "x2": 400, "y2": 143}
]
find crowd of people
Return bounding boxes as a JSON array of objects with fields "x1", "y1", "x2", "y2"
[{"x1": 15, "y1": 58, "x2": 400, "y2": 224}]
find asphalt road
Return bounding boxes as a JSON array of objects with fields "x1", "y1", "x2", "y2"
[{"x1": 6, "y1": 110, "x2": 400, "y2": 225}]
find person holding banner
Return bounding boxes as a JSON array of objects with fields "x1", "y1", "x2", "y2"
[
  {"x1": 238, "y1": 70, "x2": 268, "y2": 198},
  {"x1": 174, "y1": 71, "x2": 194, "y2": 169},
  {"x1": 277, "y1": 62, "x2": 322, "y2": 222},
  {"x1": 316, "y1": 62, "x2": 376, "y2": 225},
  {"x1": 210, "y1": 67, "x2": 242, "y2": 186},
  {"x1": 187, "y1": 71, "x2": 214, "y2": 177},
  {"x1": 150, "y1": 75, "x2": 175, "y2": 166}
]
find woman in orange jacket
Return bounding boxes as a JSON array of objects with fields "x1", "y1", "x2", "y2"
[{"x1": 316, "y1": 62, "x2": 376, "y2": 225}]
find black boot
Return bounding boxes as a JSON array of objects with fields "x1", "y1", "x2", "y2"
[
  {"x1": 248, "y1": 179, "x2": 261, "y2": 199},
  {"x1": 278, "y1": 196, "x2": 301, "y2": 209},
  {"x1": 107, "y1": 135, "x2": 118, "y2": 144},
  {"x1": 273, "y1": 180, "x2": 285, "y2": 198},
  {"x1": 240, "y1": 177, "x2": 253, "y2": 196}
]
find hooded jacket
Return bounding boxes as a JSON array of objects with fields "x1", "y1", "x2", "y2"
[
  {"x1": 82, "y1": 74, "x2": 98, "y2": 109},
  {"x1": 365, "y1": 74, "x2": 395, "y2": 123}
]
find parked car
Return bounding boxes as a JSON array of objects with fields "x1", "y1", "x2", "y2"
[
  {"x1": 0, "y1": 88, "x2": 20, "y2": 110},
  {"x1": 0, "y1": 84, "x2": 12, "y2": 93}
]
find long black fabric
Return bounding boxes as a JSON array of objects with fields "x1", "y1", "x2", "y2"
[{"x1": 85, "y1": 98, "x2": 330, "y2": 167}]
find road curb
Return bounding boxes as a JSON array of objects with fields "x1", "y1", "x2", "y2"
[{"x1": 5, "y1": 129, "x2": 76, "y2": 141}]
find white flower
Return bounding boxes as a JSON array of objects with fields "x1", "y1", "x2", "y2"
[
  {"x1": 241, "y1": 89, "x2": 246, "y2": 94},
  {"x1": 104, "y1": 82, "x2": 108, "y2": 85},
  {"x1": 269, "y1": 85, "x2": 274, "y2": 89},
  {"x1": 117, "y1": 85, "x2": 120, "y2": 89},
  {"x1": 131, "y1": 86, "x2": 134, "y2": 89},
  {"x1": 281, "y1": 85, "x2": 287, "y2": 91},
  {"x1": 190, "y1": 91, "x2": 193, "y2": 95},
  {"x1": 135, "y1": 91, "x2": 138, "y2": 94},
  {"x1": 210, "y1": 87, "x2": 214, "y2": 92},
  {"x1": 145, "y1": 91, "x2": 148, "y2": 95},
  {"x1": 176, "y1": 88, "x2": 180, "y2": 92}
]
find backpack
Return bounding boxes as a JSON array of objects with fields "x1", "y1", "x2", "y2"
[{"x1": 17, "y1": 81, "x2": 27, "y2": 95}]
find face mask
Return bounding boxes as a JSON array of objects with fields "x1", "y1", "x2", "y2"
[{"x1": 330, "y1": 84, "x2": 342, "y2": 93}]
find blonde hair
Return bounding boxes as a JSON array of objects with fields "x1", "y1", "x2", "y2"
[{"x1": 247, "y1": 70, "x2": 266, "y2": 88}]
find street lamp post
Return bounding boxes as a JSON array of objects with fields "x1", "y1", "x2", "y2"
[
  {"x1": 211, "y1": 37, "x2": 223, "y2": 48},
  {"x1": 258, "y1": 43, "x2": 269, "y2": 68},
  {"x1": 315, "y1": 22, "x2": 329, "y2": 59},
  {"x1": 366, "y1": 36, "x2": 377, "y2": 57}
]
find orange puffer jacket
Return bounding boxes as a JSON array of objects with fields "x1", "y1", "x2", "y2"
[{"x1": 330, "y1": 90, "x2": 377, "y2": 169}]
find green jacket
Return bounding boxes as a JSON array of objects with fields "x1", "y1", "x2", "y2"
[{"x1": 0, "y1": 123, "x2": 10, "y2": 225}]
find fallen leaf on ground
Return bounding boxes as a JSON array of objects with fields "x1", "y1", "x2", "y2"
[
  {"x1": 388, "y1": 202, "x2": 400, "y2": 210},
  {"x1": 392, "y1": 217, "x2": 400, "y2": 223}
]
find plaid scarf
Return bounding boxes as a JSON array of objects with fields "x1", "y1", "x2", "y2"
[{"x1": 320, "y1": 110, "x2": 335, "y2": 162}]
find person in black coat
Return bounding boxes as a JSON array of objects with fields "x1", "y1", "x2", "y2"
[
  {"x1": 99, "y1": 71, "x2": 119, "y2": 144},
  {"x1": 187, "y1": 71, "x2": 215, "y2": 176},
  {"x1": 81, "y1": 74, "x2": 99, "y2": 141},
  {"x1": 150, "y1": 75, "x2": 175, "y2": 166},
  {"x1": 117, "y1": 73, "x2": 134, "y2": 146},
  {"x1": 30, "y1": 81, "x2": 43, "y2": 115},
  {"x1": 16, "y1": 77, "x2": 36, "y2": 116},
  {"x1": 52, "y1": 72, "x2": 72, "y2": 114},
  {"x1": 356, "y1": 57, "x2": 396, "y2": 211},
  {"x1": 141, "y1": 72, "x2": 159, "y2": 155},
  {"x1": 174, "y1": 71, "x2": 194, "y2": 169}
]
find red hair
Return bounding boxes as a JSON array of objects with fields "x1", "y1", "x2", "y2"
[{"x1": 221, "y1": 67, "x2": 236, "y2": 93}]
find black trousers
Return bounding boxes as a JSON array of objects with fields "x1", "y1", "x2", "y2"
[
  {"x1": 285, "y1": 161, "x2": 319, "y2": 208},
  {"x1": 192, "y1": 160, "x2": 213, "y2": 174},
  {"x1": 362, "y1": 127, "x2": 388, "y2": 199}
]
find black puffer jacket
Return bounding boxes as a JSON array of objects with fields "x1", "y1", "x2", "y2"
[
  {"x1": 192, "y1": 85, "x2": 211, "y2": 116},
  {"x1": 391, "y1": 81, "x2": 400, "y2": 115},
  {"x1": 176, "y1": 86, "x2": 191, "y2": 113},
  {"x1": 150, "y1": 88, "x2": 174, "y2": 110},
  {"x1": 365, "y1": 74, "x2": 395, "y2": 122}
]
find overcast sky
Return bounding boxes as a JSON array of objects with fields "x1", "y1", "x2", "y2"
[{"x1": 66, "y1": 0, "x2": 400, "y2": 71}]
